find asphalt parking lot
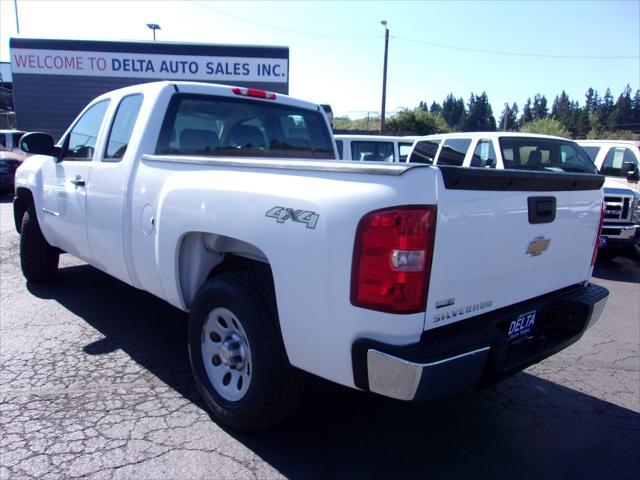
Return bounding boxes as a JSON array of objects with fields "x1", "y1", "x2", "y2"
[{"x1": 0, "y1": 193, "x2": 638, "y2": 480}]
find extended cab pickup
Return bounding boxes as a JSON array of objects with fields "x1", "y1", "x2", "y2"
[{"x1": 14, "y1": 82, "x2": 608, "y2": 431}]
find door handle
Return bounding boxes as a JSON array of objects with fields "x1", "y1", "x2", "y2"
[{"x1": 70, "y1": 175, "x2": 86, "y2": 187}]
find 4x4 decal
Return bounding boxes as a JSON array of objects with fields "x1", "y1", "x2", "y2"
[{"x1": 266, "y1": 207, "x2": 319, "y2": 229}]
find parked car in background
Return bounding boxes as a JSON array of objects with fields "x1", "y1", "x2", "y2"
[
  {"x1": 407, "y1": 132, "x2": 598, "y2": 174},
  {"x1": 335, "y1": 134, "x2": 417, "y2": 162},
  {"x1": 0, "y1": 129, "x2": 26, "y2": 153},
  {"x1": 0, "y1": 144, "x2": 26, "y2": 191},
  {"x1": 577, "y1": 140, "x2": 640, "y2": 259}
]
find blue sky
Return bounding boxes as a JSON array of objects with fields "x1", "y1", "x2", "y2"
[{"x1": 1, "y1": 0, "x2": 638, "y2": 117}]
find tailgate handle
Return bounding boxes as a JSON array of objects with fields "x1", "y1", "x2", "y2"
[{"x1": 528, "y1": 197, "x2": 556, "y2": 224}]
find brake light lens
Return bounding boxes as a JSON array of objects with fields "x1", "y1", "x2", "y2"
[
  {"x1": 591, "y1": 200, "x2": 605, "y2": 266},
  {"x1": 351, "y1": 206, "x2": 437, "y2": 314},
  {"x1": 231, "y1": 86, "x2": 277, "y2": 100}
]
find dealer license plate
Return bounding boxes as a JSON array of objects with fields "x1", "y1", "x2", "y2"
[{"x1": 508, "y1": 310, "x2": 536, "y2": 342}]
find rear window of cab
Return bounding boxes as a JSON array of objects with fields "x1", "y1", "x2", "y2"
[
  {"x1": 499, "y1": 137, "x2": 597, "y2": 174},
  {"x1": 156, "y1": 94, "x2": 335, "y2": 160}
]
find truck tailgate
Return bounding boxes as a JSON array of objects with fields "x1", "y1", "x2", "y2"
[{"x1": 424, "y1": 167, "x2": 604, "y2": 331}]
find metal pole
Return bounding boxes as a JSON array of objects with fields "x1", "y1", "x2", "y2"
[
  {"x1": 14, "y1": 0, "x2": 20, "y2": 34},
  {"x1": 503, "y1": 104, "x2": 509, "y2": 131},
  {"x1": 380, "y1": 22, "x2": 389, "y2": 134},
  {"x1": 153, "y1": 29, "x2": 156, "y2": 41}
]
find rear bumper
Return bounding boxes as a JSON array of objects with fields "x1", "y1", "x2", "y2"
[{"x1": 352, "y1": 283, "x2": 608, "y2": 401}]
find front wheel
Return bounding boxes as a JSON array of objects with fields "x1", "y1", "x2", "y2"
[
  {"x1": 188, "y1": 271, "x2": 305, "y2": 431},
  {"x1": 20, "y1": 208, "x2": 59, "y2": 282}
]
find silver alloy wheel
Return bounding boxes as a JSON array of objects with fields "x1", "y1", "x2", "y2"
[{"x1": 201, "y1": 307, "x2": 252, "y2": 401}]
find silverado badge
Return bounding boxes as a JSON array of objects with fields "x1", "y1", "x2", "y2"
[{"x1": 526, "y1": 236, "x2": 551, "y2": 256}]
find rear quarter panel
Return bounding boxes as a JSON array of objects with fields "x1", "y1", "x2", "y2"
[{"x1": 131, "y1": 161, "x2": 440, "y2": 388}]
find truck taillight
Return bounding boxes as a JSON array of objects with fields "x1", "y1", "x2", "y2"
[
  {"x1": 591, "y1": 200, "x2": 605, "y2": 266},
  {"x1": 351, "y1": 206, "x2": 436, "y2": 314},
  {"x1": 231, "y1": 87, "x2": 276, "y2": 100}
]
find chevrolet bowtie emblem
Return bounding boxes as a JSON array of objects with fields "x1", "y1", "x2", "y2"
[{"x1": 526, "y1": 236, "x2": 551, "y2": 256}]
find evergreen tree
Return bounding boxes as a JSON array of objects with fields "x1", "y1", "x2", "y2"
[
  {"x1": 418, "y1": 101, "x2": 429, "y2": 112},
  {"x1": 600, "y1": 88, "x2": 615, "y2": 125},
  {"x1": 532, "y1": 94, "x2": 548, "y2": 121},
  {"x1": 521, "y1": 98, "x2": 533, "y2": 124},
  {"x1": 610, "y1": 84, "x2": 633, "y2": 131},
  {"x1": 441, "y1": 94, "x2": 466, "y2": 130},
  {"x1": 463, "y1": 92, "x2": 496, "y2": 132},
  {"x1": 584, "y1": 88, "x2": 596, "y2": 114},
  {"x1": 632, "y1": 89, "x2": 640, "y2": 132},
  {"x1": 571, "y1": 100, "x2": 589, "y2": 138},
  {"x1": 430, "y1": 101, "x2": 443, "y2": 116},
  {"x1": 498, "y1": 102, "x2": 519, "y2": 131},
  {"x1": 551, "y1": 91, "x2": 575, "y2": 135}
]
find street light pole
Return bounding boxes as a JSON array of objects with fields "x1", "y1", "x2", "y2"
[
  {"x1": 380, "y1": 20, "x2": 389, "y2": 134},
  {"x1": 14, "y1": 0, "x2": 20, "y2": 34},
  {"x1": 146, "y1": 23, "x2": 161, "y2": 41}
]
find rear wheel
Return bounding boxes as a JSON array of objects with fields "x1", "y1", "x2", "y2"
[
  {"x1": 20, "y1": 208, "x2": 59, "y2": 282},
  {"x1": 188, "y1": 271, "x2": 305, "y2": 431}
]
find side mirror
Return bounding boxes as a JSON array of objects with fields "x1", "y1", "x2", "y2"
[{"x1": 20, "y1": 132, "x2": 62, "y2": 161}]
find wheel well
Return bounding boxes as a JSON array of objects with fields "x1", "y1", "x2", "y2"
[
  {"x1": 13, "y1": 187, "x2": 34, "y2": 234},
  {"x1": 178, "y1": 232, "x2": 272, "y2": 309}
]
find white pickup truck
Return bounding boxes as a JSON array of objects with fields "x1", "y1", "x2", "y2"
[{"x1": 14, "y1": 81, "x2": 608, "y2": 431}]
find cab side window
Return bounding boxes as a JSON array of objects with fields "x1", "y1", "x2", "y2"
[
  {"x1": 437, "y1": 138, "x2": 471, "y2": 166},
  {"x1": 64, "y1": 100, "x2": 110, "y2": 161},
  {"x1": 103, "y1": 94, "x2": 143, "y2": 162},
  {"x1": 409, "y1": 140, "x2": 440, "y2": 164},
  {"x1": 351, "y1": 141, "x2": 394, "y2": 162},
  {"x1": 470, "y1": 139, "x2": 497, "y2": 168},
  {"x1": 601, "y1": 147, "x2": 638, "y2": 177},
  {"x1": 335, "y1": 140, "x2": 344, "y2": 159},
  {"x1": 398, "y1": 142, "x2": 413, "y2": 162}
]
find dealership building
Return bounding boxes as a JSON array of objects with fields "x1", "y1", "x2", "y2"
[{"x1": 8, "y1": 38, "x2": 290, "y2": 139}]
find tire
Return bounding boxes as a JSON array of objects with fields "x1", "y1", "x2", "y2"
[
  {"x1": 188, "y1": 271, "x2": 305, "y2": 431},
  {"x1": 20, "y1": 207, "x2": 59, "y2": 282}
]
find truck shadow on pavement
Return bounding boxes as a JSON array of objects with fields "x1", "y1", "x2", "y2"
[
  {"x1": 593, "y1": 255, "x2": 640, "y2": 283},
  {"x1": 27, "y1": 264, "x2": 640, "y2": 480}
]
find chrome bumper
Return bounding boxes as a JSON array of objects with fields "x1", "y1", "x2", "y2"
[
  {"x1": 357, "y1": 284, "x2": 609, "y2": 402},
  {"x1": 602, "y1": 224, "x2": 638, "y2": 241},
  {"x1": 367, "y1": 347, "x2": 489, "y2": 401}
]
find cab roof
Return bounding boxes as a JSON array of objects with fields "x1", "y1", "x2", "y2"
[
  {"x1": 93, "y1": 81, "x2": 322, "y2": 113},
  {"x1": 414, "y1": 131, "x2": 575, "y2": 142}
]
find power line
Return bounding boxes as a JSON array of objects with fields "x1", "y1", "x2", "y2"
[
  {"x1": 193, "y1": 2, "x2": 637, "y2": 59},
  {"x1": 393, "y1": 35, "x2": 639, "y2": 60},
  {"x1": 191, "y1": 2, "x2": 381, "y2": 40}
]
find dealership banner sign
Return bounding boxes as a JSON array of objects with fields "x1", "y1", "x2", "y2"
[{"x1": 10, "y1": 48, "x2": 288, "y2": 83}]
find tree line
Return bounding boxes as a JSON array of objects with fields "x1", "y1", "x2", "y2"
[{"x1": 335, "y1": 85, "x2": 640, "y2": 139}]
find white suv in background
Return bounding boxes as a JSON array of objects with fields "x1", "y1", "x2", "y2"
[
  {"x1": 406, "y1": 132, "x2": 597, "y2": 174},
  {"x1": 577, "y1": 140, "x2": 640, "y2": 258},
  {"x1": 335, "y1": 135, "x2": 417, "y2": 162},
  {"x1": 577, "y1": 140, "x2": 639, "y2": 191}
]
